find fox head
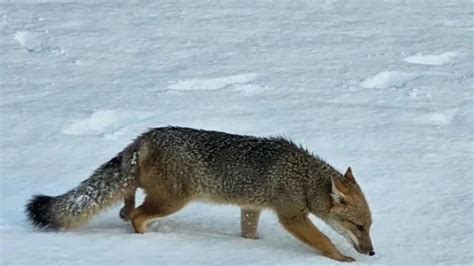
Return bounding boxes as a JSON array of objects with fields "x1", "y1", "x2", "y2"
[{"x1": 326, "y1": 167, "x2": 375, "y2": 256}]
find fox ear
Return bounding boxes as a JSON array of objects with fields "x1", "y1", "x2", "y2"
[
  {"x1": 331, "y1": 176, "x2": 349, "y2": 204},
  {"x1": 344, "y1": 167, "x2": 356, "y2": 183}
]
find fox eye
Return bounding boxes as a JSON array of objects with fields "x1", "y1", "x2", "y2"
[{"x1": 348, "y1": 220, "x2": 364, "y2": 231}]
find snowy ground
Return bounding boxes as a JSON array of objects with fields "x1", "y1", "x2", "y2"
[{"x1": 1, "y1": 0, "x2": 473, "y2": 265}]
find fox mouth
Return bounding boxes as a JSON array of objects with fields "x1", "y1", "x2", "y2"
[
  {"x1": 353, "y1": 244, "x2": 364, "y2": 254},
  {"x1": 341, "y1": 232, "x2": 362, "y2": 253},
  {"x1": 347, "y1": 237, "x2": 362, "y2": 253},
  {"x1": 345, "y1": 235, "x2": 371, "y2": 255},
  {"x1": 327, "y1": 219, "x2": 373, "y2": 255},
  {"x1": 350, "y1": 241, "x2": 374, "y2": 256}
]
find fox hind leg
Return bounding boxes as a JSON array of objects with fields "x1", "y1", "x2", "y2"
[
  {"x1": 240, "y1": 208, "x2": 261, "y2": 239},
  {"x1": 129, "y1": 196, "x2": 188, "y2": 234},
  {"x1": 119, "y1": 188, "x2": 136, "y2": 222}
]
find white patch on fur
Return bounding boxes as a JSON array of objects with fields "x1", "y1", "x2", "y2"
[
  {"x1": 131, "y1": 152, "x2": 138, "y2": 166},
  {"x1": 330, "y1": 178, "x2": 345, "y2": 203},
  {"x1": 330, "y1": 192, "x2": 340, "y2": 203},
  {"x1": 346, "y1": 230, "x2": 359, "y2": 247},
  {"x1": 326, "y1": 218, "x2": 344, "y2": 234},
  {"x1": 326, "y1": 218, "x2": 360, "y2": 249}
]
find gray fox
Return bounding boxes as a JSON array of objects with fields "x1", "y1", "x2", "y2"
[{"x1": 26, "y1": 126, "x2": 374, "y2": 262}]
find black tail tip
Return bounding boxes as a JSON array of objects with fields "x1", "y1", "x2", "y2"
[{"x1": 25, "y1": 195, "x2": 58, "y2": 229}]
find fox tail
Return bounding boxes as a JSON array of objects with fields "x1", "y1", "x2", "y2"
[{"x1": 26, "y1": 143, "x2": 140, "y2": 230}]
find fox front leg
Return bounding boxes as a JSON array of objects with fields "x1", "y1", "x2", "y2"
[
  {"x1": 240, "y1": 208, "x2": 261, "y2": 239},
  {"x1": 119, "y1": 188, "x2": 136, "y2": 222},
  {"x1": 278, "y1": 211, "x2": 355, "y2": 262}
]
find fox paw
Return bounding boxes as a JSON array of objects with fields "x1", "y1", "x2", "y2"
[
  {"x1": 337, "y1": 255, "x2": 355, "y2": 262},
  {"x1": 326, "y1": 252, "x2": 355, "y2": 262},
  {"x1": 241, "y1": 232, "x2": 259, "y2": 240}
]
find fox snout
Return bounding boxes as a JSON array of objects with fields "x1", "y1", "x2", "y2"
[
  {"x1": 354, "y1": 240, "x2": 375, "y2": 256},
  {"x1": 360, "y1": 247, "x2": 375, "y2": 256},
  {"x1": 326, "y1": 217, "x2": 376, "y2": 257},
  {"x1": 344, "y1": 228, "x2": 374, "y2": 256}
]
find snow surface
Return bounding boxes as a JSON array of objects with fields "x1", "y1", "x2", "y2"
[
  {"x1": 360, "y1": 71, "x2": 419, "y2": 89},
  {"x1": 1, "y1": 0, "x2": 473, "y2": 265},
  {"x1": 404, "y1": 52, "x2": 459, "y2": 66},
  {"x1": 62, "y1": 109, "x2": 154, "y2": 136},
  {"x1": 168, "y1": 73, "x2": 257, "y2": 91},
  {"x1": 14, "y1": 31, "x2": 43, "y2": 52}
]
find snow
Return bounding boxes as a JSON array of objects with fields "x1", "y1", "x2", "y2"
[
  {"x1": 167, "y1": 74, "x2": 270, "y2": 96},
  {"x1": 360, "y1": 71, "x2": 419, "y2": 89},
  {"x1": 415, "y1": 109, "x2": 459, "y2": 127},
  {"x1": 404, "y1": 52, "x2": 459, "y2": 66},
  {"x1": 168, "y1": 74, "x2": 258, "y2": 91},
  {"x1": 1, "y1": 0, "x2": 473, "y2": 265},
  {"x1": 62, "y1": 109, "x2": 154, "y2": 136},
  {"x1": 14, "y1": 31, "x2": 43, "y2": 52}
]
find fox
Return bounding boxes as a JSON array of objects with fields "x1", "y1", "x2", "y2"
[{"x1": 26, "y1": 126, "x2": 374, "y2": 262}]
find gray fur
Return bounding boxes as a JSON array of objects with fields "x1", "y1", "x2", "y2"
[
  {"x1": 26, "y1": 126, "x2": 374, "y2": 262},
  {"x1": 138, "y1": 127, "x2": 340, "y2": 216},
  {"x1": 28, "y1": 126, "x2": 344, "y2": 228},
  {"x1": 26, "y1": 141, "x2": 141, "y2": 229}
]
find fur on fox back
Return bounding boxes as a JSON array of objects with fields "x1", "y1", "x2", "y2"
[{"x1": 26, "y1": 126, "x2": 341, "y2": 230}]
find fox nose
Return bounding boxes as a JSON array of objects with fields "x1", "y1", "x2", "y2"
[{"x1": 369, "y1": 251, "x2": 375, "y2": 256}]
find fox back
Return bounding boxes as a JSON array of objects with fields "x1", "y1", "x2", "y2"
[{"x1": 138, "y1": 127, "x2": 332, "y2": 209}]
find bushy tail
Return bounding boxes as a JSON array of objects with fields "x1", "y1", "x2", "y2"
[{"x1": 26, "y1": 146, "x2": 139, "y2": 230}]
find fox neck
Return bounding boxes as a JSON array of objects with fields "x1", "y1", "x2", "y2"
[{"x1": 303, "y1": 176, "x2": 333, "y2": 219}]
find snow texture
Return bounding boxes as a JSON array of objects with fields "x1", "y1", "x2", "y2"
[
  {"x1": 414, "y1": 108, "x2": 459, "y2": 127},
  {"x1": 168, "y1": 74, "x2": 258, "y2": 91},
  {"x1": 404, "y1": 52, "x2": 459, "y2": 66},
  {"x1": 62, "y1": 110, "x2": 154, "y2": 136},
  {"x1": 360, "y1": 71, "x2": 419, "y2": 89},
  {"x1": 14, "y1": 31, "x2": 43, "y2": 52},
  {"x1": 1, "y1": 0, "x2": 473, "y2": 265}
]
